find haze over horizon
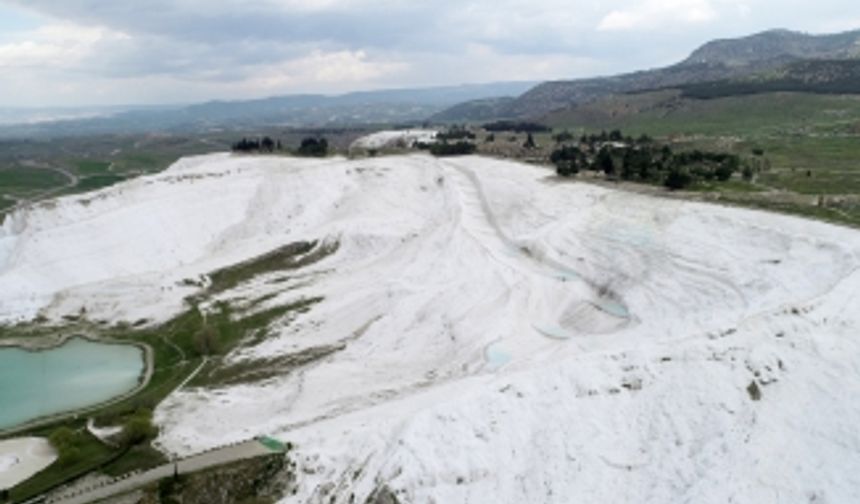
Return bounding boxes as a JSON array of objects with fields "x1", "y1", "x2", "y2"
[{"x1": 0, "y1": 0, "x2": 858, "y2": 108}]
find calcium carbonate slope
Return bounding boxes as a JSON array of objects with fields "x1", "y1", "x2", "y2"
[{"x1": 2, "y1": 153, "x2": 859, "y2": 503}]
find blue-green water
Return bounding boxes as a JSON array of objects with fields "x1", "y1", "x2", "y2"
[{"x1": 0, "y1": 337, "x2": 144, "y2": 430}]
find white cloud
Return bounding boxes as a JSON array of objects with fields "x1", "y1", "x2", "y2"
[
  {"x1": 241, "y1": 50, "x2": 408, "y2": 93},
  {"x1": 598, "y1": 0, "x2": 720, "y2": 31},
  {"x1": 0, "y1": 0, "x2": 858, "y2": 106},
  {"x1": 0, "y1": 23, "x2": 127, "y2": 68}
]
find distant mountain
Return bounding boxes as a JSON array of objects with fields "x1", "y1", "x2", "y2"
[
  {"x1": 0, "y1": 82, "x2": 535, "y2": 138},
  {"x1": 434, "y1": 29, "x2": 860, "y2": 122},
  {"x1": 683, "y1": 29, "x2": 860, "y2": 67},
  {"x1": 0, "y1": 105, "x2": 172, "y2": 126},
  {"x1": 678, "y1": 59, "x2": 860, "y2": 99},
  {"x1": 429, "y1": 97, "x2": 517, "y2": 122}
]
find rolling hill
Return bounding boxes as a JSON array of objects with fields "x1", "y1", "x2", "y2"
[
  {"x1": 433, "y1": 28, "x2": 860, "y2": 122},
  {"x1": 3, "y1": 152, "x2": 860, "y2": 502},
  {"x1": 0, "y1": 82, "x2": 535, "y2": 138}
]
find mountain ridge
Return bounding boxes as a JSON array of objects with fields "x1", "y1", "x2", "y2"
[
  {"x1": 432, "y1": 28, "x2": 860, "y2": 122},
  {"x1": 0, "y1": 81, "x2": 536, "y2": 138}
]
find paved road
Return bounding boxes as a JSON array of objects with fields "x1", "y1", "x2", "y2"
[{"x1": 46, "y1": 440, "x2": 274, "y2": 504}]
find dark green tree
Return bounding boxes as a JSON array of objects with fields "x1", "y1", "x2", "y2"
[
  {"x1": 297, "y1": 137, "x2": 329, "y2": 157},
  {"x1": 596, "y1": 147, "x2": 615, "y2": 175},
  {"x1": 664, "y1": 166, "x2": 693, "y2": 190},
  {"x1": 523, "y1": 133, "x2": 537, "y2": 149}
]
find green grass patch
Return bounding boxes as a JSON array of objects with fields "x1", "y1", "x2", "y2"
[
  {"x1": 75, "y1": 160, "x2": 112, "y2": 176},
  {"x1": 207, "y1": 240, "x2": 337, "y2": 295},
  {"x1": 545, "y1": 92, "x2": 860, "y2": 138},
  {"x1": 192, "y1": 298, "x2": 325, "y2": 387},
  {"x1": 0, "y1": 195, "x2": 15, "y2": 212},
  {"x1": 75, "y1": 174, "x2": 127, "y2": 192},
  {"x1": 0, "y1": 166, "x2": 68, "y2": 193},
  {"x1": 102, "y1": 444, "x2": 166, "y2": 477},
  {"x1": 114, "y1": 153, "x2": 169, "y2": 174}
]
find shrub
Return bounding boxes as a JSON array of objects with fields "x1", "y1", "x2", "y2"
[
  {"x1": 437, "y1": 126, "x2": 476, "y2": 141},
  {"x1": 297, "y1": 137, "x2": 328, "y2": 157},
  {"x1": 482, "y1": 121, "x2": 551, "y2": 133},
  {"x1": 121, "y1": 408, "x2": 159, "y2": 447},
  {"x1": 664, "y1": 166, "x2": 693, "y2": 190},
  {"x1": 523, "y1": 133, "x2": 537, "y2": 149},
  {"x1": 429, "y1": 141, "x2": 477, "y2": 156},
  {"x1": 550, "y1": 146, "x2": 584, "y2": 177},
  {"x1": 49, "y1": 427, "x2": 84, "y2": 466},
  {"x1": 596, "y1": 147, "x2": 615, "y2": 175},
  {"x1": 553, "y1": 131, "x2": 575, "y2": 143}
]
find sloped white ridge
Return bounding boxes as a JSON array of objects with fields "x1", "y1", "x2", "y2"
[
  {"x1": 3, "y1": 153, "x2": 860, "y2": 503},
  {"x1": 349, "y1": 129, "x2": 437, "y2": 151}
]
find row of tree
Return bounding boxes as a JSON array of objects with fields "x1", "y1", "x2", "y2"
[
  {"x1": 231, "y1": 137, "x2": 280, "y2": 153},
  {"x1": 231, "y1": 136, "x2": 329, "y2": 157},
  {"x1": 483, "y1": 121, "x2": 551, "y2": 133},
  {"x1": 415, "y1": 140, "x2": 477, "y2": 156},
  {"x1": 436, "y1": 125, "x2": 477, "y2": 141},
  {"x1": 551, "y1": 132, "x2": 743, "y2": 190}
]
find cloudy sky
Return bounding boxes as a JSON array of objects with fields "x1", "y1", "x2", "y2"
[{"x1": 0, "y1": 0, "x2": 857, "y2": 107}]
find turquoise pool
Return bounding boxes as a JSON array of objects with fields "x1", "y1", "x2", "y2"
[{"x1": 0, "y1": 337, "x2": 145, "y2": 430}]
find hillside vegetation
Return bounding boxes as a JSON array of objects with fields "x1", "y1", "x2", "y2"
[{"x1": 435, "y1": 28, "x2": 860, "y2": 121}]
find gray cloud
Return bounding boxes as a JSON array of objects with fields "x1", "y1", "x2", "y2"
[{"x1": 0, "y1": 0, "x2": 858, "y2": 106}]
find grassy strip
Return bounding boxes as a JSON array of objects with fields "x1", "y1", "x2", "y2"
[
  {"x1": 0, "y1": 166, "x2": 68, "y2": 192},
  {"x1": 189, "y1": 297, "x2": 323, "y2": 387},
  {"x1": 75, "y1": 174, "x2": 127, "y2": 192},
  {"x1": 75, "y1": 160, "x2": 112, "y2": 176},
  {"x1": 0, "y1": 196, "x2": 15, "y2": 213},
  {"x1": 206, "y1": 240, "x2": 337, "y2": 295}
]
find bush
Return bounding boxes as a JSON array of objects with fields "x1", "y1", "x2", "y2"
[
  {"x1": 193, "y1": 324, "x2": 220, "y2": 356},
  {"x1": 482, "y1": 121, "x2": 550, "y2": 133},
  {"x1": 550, "y1": 146, "x2": 584, "y2": 177},
  {"x1": 437, "y1": 126, "x2": 476, "y2": 141},
  {"x1": 523, "y1": 133, "x2": 537, "y2": 149},
  {"x1": 232, "y1": 137, "x2": 277, "y2": 153},
  {"x1": 297, "y1": 137, "x2": 328, "y2": 157},
  {"x1": 553, "y1": 131, "x2": 575, "y2": 143},
  {"x1": 714, "y1": 162, "x2": 736, "y2": 182},
  {"x1": 664, "y1": 167, "x2": 693, "y2": 190},
  {"x1": 49, "y1": 427, "x2": 84, "y2": 466},
  {"x1": 121, "y1": 408, "x2": 159, "y2": 447},
  {"x1": 596, "y1": 147, "x2": 615, "y2": 175},
  {"x1": 429, "y1": 141, "x2": 477, "y2": 157}
]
